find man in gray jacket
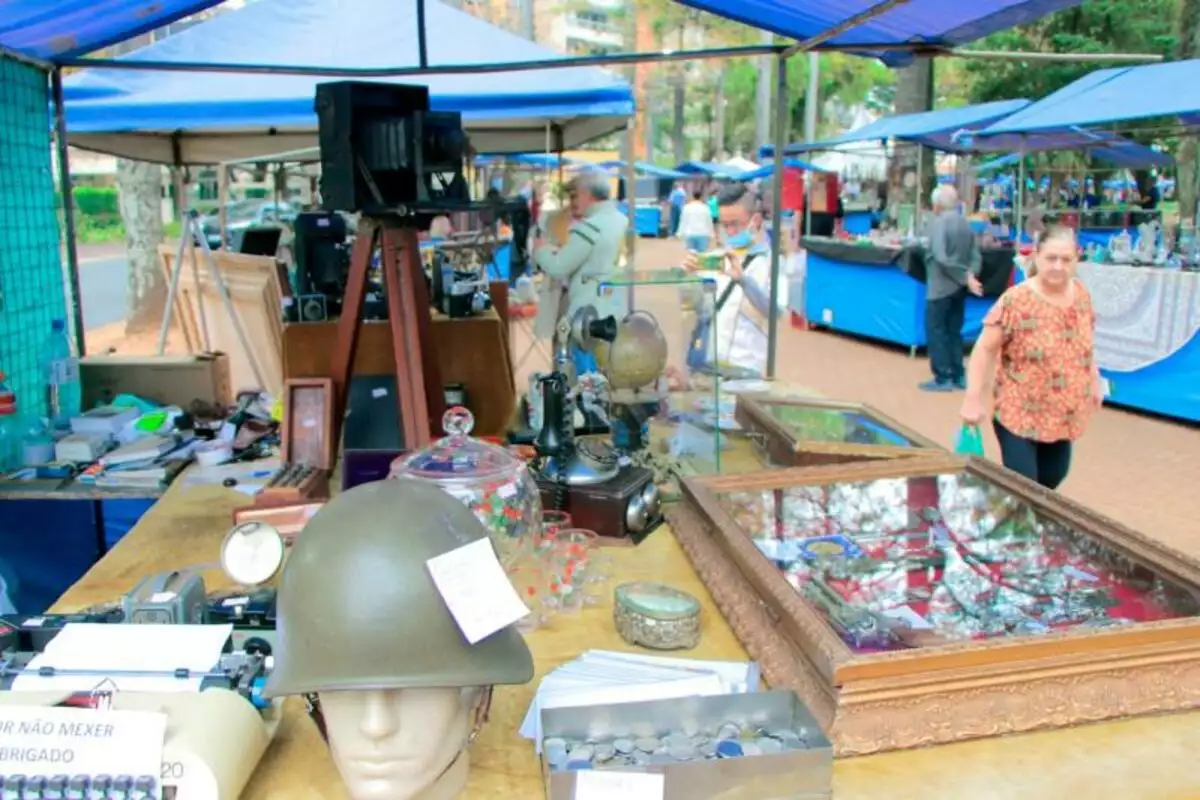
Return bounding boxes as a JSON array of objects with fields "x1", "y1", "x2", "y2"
[{"x1": 921, "y1": 185, "x2": 983, "y2": 392}]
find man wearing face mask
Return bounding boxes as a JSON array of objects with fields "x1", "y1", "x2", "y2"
[
  {"x1": 532, "y1": 169, "x2": 629, "y2": 375},
  {"x1": 682, "y1": 183, "x2": 775, "y2": 378}
]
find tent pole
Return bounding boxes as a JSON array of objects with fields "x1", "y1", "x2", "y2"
[
  {"x1": 767, "y1": 52, "x2": 787, "y2": 379},
  {"x1": 416, "y1": 0, "x2": 429, "y2": 69},
  {"x1": 52, "y1": 67, "x2": 87, "y2": 357},
  {"x1": 1015, "y1": 138, "x2": 1026, "y2": 249}
]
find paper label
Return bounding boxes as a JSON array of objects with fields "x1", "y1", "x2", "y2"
[
  {"x1": 496, "y1": 481, "x2": 517, "y2": 499},
  {"x1": 49, "y1": 358, "x2": 80, "y2": 385},
  {"x1": 821, "y1": 308, "x2": 833, "y2": 324},
  {"x1": 221, "y1": 596, "x2": 250, "y2": 607},
  {"x1": 575, "y1": 770, "x2": 665, "y2": 800},
  {"x1": 426, "y1": 538, "x2": 530, "y2": 645},
  {"x1": 371, "y1": 387, "x2": 389, "y2": 399},
  {"x1": 0, "y1": 705, "x2": 166, "y2": 780},
  {"x1": 1099, "y1": 377, "x2": 1112, "y2": 397},
  {"x1": 149, "y1": 591, "x2": 177, "y2": 603}
]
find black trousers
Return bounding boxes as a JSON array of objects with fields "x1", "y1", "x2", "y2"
[
  {"x1": 926, "y1": 287, "x2": 967, "y2": 384},
  {"x1": 993, "y1": 418, "x2": 1073, "y2": 490}
]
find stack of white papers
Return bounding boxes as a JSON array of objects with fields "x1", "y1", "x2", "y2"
[{"x1": 521, "y1": 650, "x2": 760, "y2": 750}]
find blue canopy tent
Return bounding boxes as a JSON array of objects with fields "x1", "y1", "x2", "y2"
[
  {"x1": 675, "y1": 161, "x2": 736, "y2": 177},
  {"x1": 735, "y1": 158, "x2": 827, "y2": 181},
  {"x1": 600, "y1": 161, "x2": 690, "y2": 180},
  {"x1": 977, "y1": 59, "x2": 1200, "y2": 136},
  {"x1": 0, "y1": 0, "x2": 223, "y2": 60},
  {"x1": 475, "y1": 153, "x2": 579, "y2": 168},
  {"x1": 59, "y1": 0, "x2": 635, "y2": 163}
]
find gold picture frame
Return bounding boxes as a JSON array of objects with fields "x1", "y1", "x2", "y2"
[
  {"x1": 734, "y1": 394, "x2": 944, "y2": 467},
  {"x1": 669, "y1": 454, "x2": 1200, "y2": 756}
]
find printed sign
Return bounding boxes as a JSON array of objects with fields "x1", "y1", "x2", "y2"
[{"x1": 0, "y1": 705, "x2": 166, "y2": 781}]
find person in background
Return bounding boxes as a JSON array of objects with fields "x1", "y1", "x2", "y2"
[
  {"x1": 921, "y1": 184, "x2": 983, "y2": 392},
  {"x1": 532, "y1": 169, "x2": 629, "y2": 376},
  {"x1": 1137, "y1": 175, "x2": 1160, "y2": 211},
  {"x1": 668, "y1": 182, "x2": 687, "y2": 240},
  {"x1": 960, "y1": 226, "x2": 1103, "y2": 490},
  {"x1": 677, "y1": 188, "x2": 715, "y2": 252},
  {"x1": 708, "y1": 184, "x2": 720, "y2": 223}
]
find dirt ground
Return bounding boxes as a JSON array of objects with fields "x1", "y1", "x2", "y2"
[{"x1": 88, "y1": 236, "x2": 1200, "y2": 556}]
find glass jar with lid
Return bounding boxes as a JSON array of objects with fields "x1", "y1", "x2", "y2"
[{"x1": 389, "y1": 406, "x2": 541, "y2": 568}]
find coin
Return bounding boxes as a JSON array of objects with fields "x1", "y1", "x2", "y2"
[
  {"x1": 741, "y1": 741, "x2": 762, "y2": 756},
  {"x1": 635, "y1": 737, "x2": 659, "y2": 753},
  {"x1": 567, "y1": 744, "x2": 594, "y2": 762},
  {"x1": 613, "y1": 738, "x2": 634, "y2": 754},
  {"x1": 716, "y1": 722, "x2": 741, "y2": 740},
  {"x1": 594, "y1": 743, "x2": 615, "y2": 762},
  {"x1": 668, "y1": 743, "x2": 696, "y2": 760},
  {"x1": 543, "y1": 737, "x2": 566, "y2": 750},
  {"x1": 664, "y1": 733, "x2": 691, "y2": 750},
  {"x1": 756, "y1": 737, "x2": 782, "y2": 755}
]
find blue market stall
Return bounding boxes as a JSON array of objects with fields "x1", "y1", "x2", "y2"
[
  {"x1": 978, "y1": 59, "x2": 1200, "y2": 422},
  {"x1": 603, "y1": 161, "x2": 690, "y2": 237},
  {"x1": 802, "y1": 237, "x2": 1015, "y2": 350},
  {"x1": 60, "y1": 0, "x2": 635, "y2": 161}
]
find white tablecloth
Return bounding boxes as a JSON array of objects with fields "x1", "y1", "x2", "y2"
[{"x1": 1076, "y1": 263, "x2": 1200, "y2": 372}]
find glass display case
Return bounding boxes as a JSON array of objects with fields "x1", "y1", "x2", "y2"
[
  {"x1": 734, "y1": 394, "x2": 944, "y2": 467},
  {"x1": 669, "y1": 454, "x2": 1200, "y2": 756},
  {"x1": 597, "y1": 267, "x2": 727, "y2": 476}
]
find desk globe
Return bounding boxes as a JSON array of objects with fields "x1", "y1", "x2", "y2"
[
  {"x1": 389, "y1": 407, "x2": 539, "y2": 567},
  {"x1": 596, "y1": 310, "x2": 669, "y2": 394}
]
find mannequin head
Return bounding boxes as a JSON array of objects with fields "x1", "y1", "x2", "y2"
[{"x1": 316, "y1": 686, "x2": 487, "y2": 800}]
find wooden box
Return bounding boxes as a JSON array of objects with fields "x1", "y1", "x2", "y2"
[
  {"x1": 668, "y1": 454, "x2": 1200, "y2": 756},
  {"x1": 735, "y1": 394, "x2": 943, "y2": 468}
]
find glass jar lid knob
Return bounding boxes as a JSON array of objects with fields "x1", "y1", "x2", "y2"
[{"x1": 442, "y1": 406, "x2": 475, "y2": 437}]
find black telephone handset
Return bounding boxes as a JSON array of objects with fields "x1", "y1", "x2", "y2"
[{"x1": 534, "y1": 372, "x2": 574, "y2": 511}]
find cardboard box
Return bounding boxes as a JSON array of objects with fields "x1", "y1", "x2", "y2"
[
  {"x1": 540, "y1": 690, "x2": 832, "y2": 800},
  {"x1": 80, "y1": 353, "x2": 233, "y2": 409}
]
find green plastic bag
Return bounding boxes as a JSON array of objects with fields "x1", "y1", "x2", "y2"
[{"x1": 954, "y1": 424, "x2": 984, "y2": 457}]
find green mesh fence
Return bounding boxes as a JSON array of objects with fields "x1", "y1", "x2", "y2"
[{"x1": 0, "y1": 56, "x2": 68, "y2": 420}]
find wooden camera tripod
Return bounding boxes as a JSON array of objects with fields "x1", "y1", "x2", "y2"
[{"x1": 329, "y1": 216, "x2": 444, "y2": 456}]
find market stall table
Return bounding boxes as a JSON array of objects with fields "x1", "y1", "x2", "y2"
[
  {"x1": 49, "y1": 465, "x2": 1200, "y2": 798},
  {"x1": 1076, "y1": 261, "x2": 1200, "y2": 422},
  {"x1": 802, "y1": 237, "x2": 1014, "y2": 351}
]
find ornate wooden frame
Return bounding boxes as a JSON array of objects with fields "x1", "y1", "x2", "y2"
[
  {"x1": 734, "y1": 394, "x2": 944, "y2": 468},
  {"x1": 668, "y1": 454, "x2": 1200, "y2": 756}
]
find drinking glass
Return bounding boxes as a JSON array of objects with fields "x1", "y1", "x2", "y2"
[
  {"x1": 545, "y1": 528, "x2": 607, "y2": 607},
  {"x1": 540, "y1": 510, "x2": 573, "y2": 546},
  {"x1": 505, "y1": 561, "x2": 557, "y2": 632}
]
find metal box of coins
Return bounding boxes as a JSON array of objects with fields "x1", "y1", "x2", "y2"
[
  {"x1": 668, "y1": 454, "x2": 1200, "y2": 756},
  {"x1": 540, "y1": 690, "x2": 831, "y2": 799},
  {"x1": 735, "y1": 394, "x2": 943, "y2": 469}
]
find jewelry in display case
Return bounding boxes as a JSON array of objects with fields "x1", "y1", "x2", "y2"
[
  {"x1": 668, "y1": 454, "x2": 1200, "y2": 756},
  {"x1": 734, "y1": 394, "x2": 944, "y2": 468}
]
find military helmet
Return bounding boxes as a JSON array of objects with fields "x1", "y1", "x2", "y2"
[{"x1": 263, "y1": 480, "x2": 534, "y2": 698}]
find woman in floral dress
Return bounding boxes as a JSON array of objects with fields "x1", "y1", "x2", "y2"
[{"x1": 960, "y1": 226, "x2": 1105, "y2": 489}]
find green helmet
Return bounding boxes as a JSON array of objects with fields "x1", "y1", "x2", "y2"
[{"x1": 263, "y1": 480, "x2": 534, "y2": 698}]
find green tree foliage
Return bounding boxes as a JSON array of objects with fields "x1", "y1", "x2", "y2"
[{"x1": 962, "y1": 0, "x2": 1178, "y2": 103}]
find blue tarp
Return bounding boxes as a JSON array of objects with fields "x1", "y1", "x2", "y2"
[
  {"x1": 0, "y1": 0, "x2": 223, "y2": 60},
  {"x1": 976, "y1": 139, "x2": 1173, "y2": 172},
  {"x1": 735, "y1": 158, "x2": 827, "y2": 181},
  {"x1": 600, "y1": 161, "x2": 690, "y2": 179},
  {"x1": 766, "y1": 100, "x2": 1032, "y2": 155},
  {"x1": 675, "y1": 161, "x2": 734, "y2": 176},
  {"x1": 475, "y1": 153, "x2": 576, "y2": 167},
  {"x1": 62, "y1": 0, "x2": 634, "y2": 163},
  {"x1": 979, "y1": 59, "x2": 1200, "y2": 135},
  {"x1": 671, "y1": 0, "x2": 1086, "y2": 66}
]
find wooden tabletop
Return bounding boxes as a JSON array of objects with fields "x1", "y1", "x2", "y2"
[
  {"x1": 50, "y1": 454, "x2": 1200, "y2": 799},
  {"x1": 0, "y1": 476, "x2": 164, "y2": 501}
]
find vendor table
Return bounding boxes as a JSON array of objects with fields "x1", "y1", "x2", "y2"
[
  {"x1": 50, "y1": 416, "x2": 1200, "y2": 799},
  {"x1": 841, "y1": 206, "x2": 874, "y2": 236},
  {"x1": 802, "y1": 237, "x2": 1013, "y2": 351},
  {"x1": 1077, "y1": 262, "x2": 1200, "y2": 423}
]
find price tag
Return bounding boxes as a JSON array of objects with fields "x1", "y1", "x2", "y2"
[
  {"x1": 1099, "y1": 377, "x2": 1112, "y2": 397},
  {"x1": 426, "y1": 538, "x2": 529, "y2": 644},
  {"x1": 0, "y1": 706, "x2": 165, "y2": 779},
  {"x1": 821, "y1": 308, "x2": 833, "y2": 324},
  {"x1": 575, "y1": 770, "x2": 664, "y2": 800}
]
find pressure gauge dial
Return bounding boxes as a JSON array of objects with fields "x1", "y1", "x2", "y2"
[{"x1": 220, "y1": 521, "x2": 285, "y2": 586}]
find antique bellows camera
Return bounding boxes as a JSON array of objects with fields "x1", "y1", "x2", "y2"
[{"x1": 315, "y1": 81, "x2": 470, "y2": 215}]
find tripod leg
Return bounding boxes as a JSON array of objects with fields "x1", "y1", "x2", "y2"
[
  {"x1": 156, "y1": 226, "x2": 192, "y2": 354},
  {"x1": 330, "y1": 219, "x2": 380, "y2": 434},
  {"x1": 197, "y1": 227, "x2": 267, "y2": 390},
  {"x1": 189, "y1": 217, "x2": 213, "y2": 353},
  {"x1": 397, "y1": 226, "x2": 444, "y2": 433},
  {"x1": 380, "y1": 226, "x2": 426, "y2": 449}
]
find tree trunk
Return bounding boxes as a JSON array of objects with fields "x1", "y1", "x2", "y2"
[
  {"x1": 755, "y1": 31, "x2": 773, "y2": 152},
  {"x1": 1176, "y1": 0, "x2": 1200, "y2": 226},
  {"x1": 713, "y1": 63, "x2": 727, "y2": 159},
  {"x1": 888, "y1": 58, "x2": 935, "y2": 226},
  {"x1": 671, "y1": 26, "x2": 687, "y2": 164},
  {"x1": 630, "y1": 7, "x2": 655, "y2": 160},
  {"x1": 117, "y1": 159, "x2": 166, "y2": 335}
]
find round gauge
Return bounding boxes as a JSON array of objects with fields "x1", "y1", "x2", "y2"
[{"x1": 220, "y1": 521, "x2": 285, "y2": 586}]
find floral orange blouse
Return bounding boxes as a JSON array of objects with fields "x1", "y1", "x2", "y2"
[{"x1": 984, "y1": 280, "x2": 1097, "y2": 443}]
